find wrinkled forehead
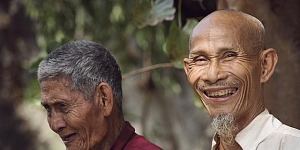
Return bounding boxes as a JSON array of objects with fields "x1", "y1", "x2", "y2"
[{"x1": 40, "y1": 77, "x2": 71, "y2": 91}]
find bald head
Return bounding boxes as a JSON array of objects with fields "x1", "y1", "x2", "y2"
[
  {"x1": 190, "y1": 9, "x2": 265, "y2": 53},
  {"x1": 184, "y1": 10, "x2": 279, "y2": 143}
]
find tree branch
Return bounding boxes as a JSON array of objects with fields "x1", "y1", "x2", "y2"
[{"x1": 122, "y1": 63, "x2": 174, "y2": 79}]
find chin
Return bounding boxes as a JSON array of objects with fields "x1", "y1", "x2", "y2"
[{"x1": 208, "y1": 108, "x2": 236, "y2": 118}]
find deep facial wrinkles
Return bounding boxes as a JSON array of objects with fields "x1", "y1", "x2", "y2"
[
  {"x1": 233, "y1": 42, "x2": 259, "y2": 115},
  {"x1": 233, "y1": 69, "x2": 248, "y2": 118},
  {"x1": 64, "y1": 92, "x2": 90, "y2": 149},
  {"x1": 232, "y1": 60, "x2": 254, "y2": 121},
  {"x1": 68, "y1": 98, "x2": 85, "y2": 119}
]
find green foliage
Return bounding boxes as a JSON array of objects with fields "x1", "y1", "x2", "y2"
[
  {"x1": 164, "y1": 22, "x2": 187, "y2": 68},
  {"x1": 23, "y1": 76, "x2": 41, "y2": 104},
  {"x1": 130, "y1": 1, "x2": 152, "y2": 27},
  {"x1": 23, "y1": 0, "x2": 190, "y2": 70},
  {"x1": 22, "y1": 0, "x2": 208, "y2": 105},
  {"x1": 138, "y1": 0, "x2": 176, "y2": 28},
  {"x1": 164, "y1": 19, "x2": 198, "y2": 68}
]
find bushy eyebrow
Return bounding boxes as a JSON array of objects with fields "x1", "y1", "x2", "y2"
[{"x1": 41, "y1": 98, "x2": 67, "y2": 106}]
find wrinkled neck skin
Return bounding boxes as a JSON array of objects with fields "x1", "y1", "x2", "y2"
[
  {"x1": 93, "y1": 110, "x2": 125, "y2": 150},
  {"x1": 220, "y1": 142, "x2": 242, "y2": 150},
  {"x1": 219, "y1": 139, "x2": 242, "y2": 150},
  {"x1": 218, "y1": 93, "x2": 265, "y2": 150},
  {"x1": 236, "y1": 95, "x2": 265, "y2": 132}
]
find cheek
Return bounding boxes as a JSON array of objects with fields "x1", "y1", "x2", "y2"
[
  {"x1": 64, "y1": 108, "x2": 94, "y2": 148},
  {"x1": 65, "y1": 108, "x2": 85, "y2": 127},
  {"x1": 237, "y1": 63, "x2": 261, "y2": 91},
  {"x1": 187, "y1": 67, "x2": 205, "y2": 86},
  {"x1": 232, "y1": 63, "x2": 261, "y2": 111},
  {"x1": 80, "y1": 108, "x2": 108, "y2": 149}
]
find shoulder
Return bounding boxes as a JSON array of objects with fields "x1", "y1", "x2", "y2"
[
  {"x1": 260, "y1": 124, "x2": 300, "y2": 149},
  {"x1": 276, "y1": 124, "x2": 300, "y2": 137},
  {"x1": 124, "y1": 134, "x2": 162, "y2": 150}
]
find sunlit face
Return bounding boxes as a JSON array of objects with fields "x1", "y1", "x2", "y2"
[
  {"x1": 184, "y1": 21, "x2": 264, "y2": 120},
  {"x1": 41, "y1": 78, "x2": 107, "y2": 150}
]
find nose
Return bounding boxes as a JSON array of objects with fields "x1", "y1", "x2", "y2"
[
  {"x1": 201, "y1": 61, "x2": 228, "y2": 84},
  {"x1": 48, "y1": 111, "x2": 67, "y2": 133}
]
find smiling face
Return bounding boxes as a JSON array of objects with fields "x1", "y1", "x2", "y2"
[
  {"x1": 184, "y1": 13, "x2": 268, "y2": 123},
  {"x1": 41, "y1": 78, "x2": 108, "y2": 150}
]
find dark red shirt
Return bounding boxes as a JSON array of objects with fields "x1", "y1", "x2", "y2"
[{"x1": 110, "y1": 122, "x2": 162, "y2": 150}]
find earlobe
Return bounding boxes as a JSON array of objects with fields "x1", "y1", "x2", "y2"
[
  {"x1": 260, "y1": 48, "x2": 278, "y2": 83},
  {"x1": 95, "y1": 83, "x2": 114, "y2": 117}
]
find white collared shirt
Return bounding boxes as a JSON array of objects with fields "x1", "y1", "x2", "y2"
[{"x1": 212, "y1": 109, "x2": 300, "y2": 150}]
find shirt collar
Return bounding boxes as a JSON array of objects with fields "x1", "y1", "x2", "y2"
[
  {"x1": 235, "y1": 109, "x2": 282, "y2": 149},
  {"x1": 211, "y1": 109, "x2": 282, "y2": 150},
  {"x1": 110, "y1": 121, "x2": 135, "y2": 150}
]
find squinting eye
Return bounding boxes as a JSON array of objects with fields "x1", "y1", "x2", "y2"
[
  {"x1": 224, "y1": 52, "x2": 237, "y2": 60},
  {"x1": 57, "y1": 103, "x2": 68, "y2": 113},
  {"x1": 194, "y1": 56, "x2": 208, "y2": 66}
]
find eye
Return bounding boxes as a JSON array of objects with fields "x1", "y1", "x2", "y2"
[
  {"x1": 56, "y1": 103, "x2": 68, "y2": 113},
  {"x1": 42, "y1": 104, "x2": 52, "y2": 117},
  {"x1": 223, "y1": 51, "x2": 237, "y2": 60},
  {"x1": 193, "y1": 56, "x2": 208, "y2": 66}
]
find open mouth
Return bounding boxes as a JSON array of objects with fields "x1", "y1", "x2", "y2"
[
  {"x1": 204, "y1": 88, "x2": 238, "y2": 98},
  {"x1": 62, "y1": 133, "x2": 77, "y2": 143}
]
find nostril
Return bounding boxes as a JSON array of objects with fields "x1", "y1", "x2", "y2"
[{"x1": 49, "y1": 115, "x2": 66, "y2": 133}]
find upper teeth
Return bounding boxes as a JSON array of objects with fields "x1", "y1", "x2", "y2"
[{"x1": 205, "y1": 88, "x2": 237, "y2": 97}]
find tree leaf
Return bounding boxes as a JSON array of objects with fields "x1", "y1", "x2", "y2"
[
  {"x1": 139, "y1": 0, "x2": 176, "y2": 28},
  {"x1": 164, "y1": 19, "x2": 198, "y2": 68},
  {"x1": 164, "y1": 21, "x2": 188, "y2": 68}
]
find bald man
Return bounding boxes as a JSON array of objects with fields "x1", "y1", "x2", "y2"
[{"x1": 183, "y1": 9, "x2": 300, "y2": 150}]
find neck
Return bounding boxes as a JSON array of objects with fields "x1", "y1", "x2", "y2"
[
  {"x1": 218, "y1": 139, "x2": 242, "y2": 150},
  {"x1": 218, "y1": 108, "x2": 265, "y2": 150},
  {"x1": 236, "y1": 105, "x2": 265, "y2": 133},
  {"x1": 94, "y1": 111, "x2": 125, "y2": 150},
  {"x1": 215, "y1": 105, "x2": 265, "y2": 150}
]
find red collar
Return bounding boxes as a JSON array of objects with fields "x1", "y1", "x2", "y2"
[{"x1": 110, "y1": 121, "x2": 135, "y2": 150}]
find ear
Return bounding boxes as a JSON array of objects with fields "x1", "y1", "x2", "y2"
[
  {"x1": 260, "y1": 48, "x2": 278, "y2": 83},
  {"x1": 183, "y1": 58, "x2": 191, "y2": 76},
  {"x1": 95, "y1": 82, "x2": 114, "y2": 117}
]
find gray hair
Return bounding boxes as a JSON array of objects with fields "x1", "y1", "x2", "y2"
[
  {"x1": 211, "y1": 113, "x2": 238, "y2": 145},
  {"x1": 37, "y1": 40, "x2": 123, "y2": 114}
]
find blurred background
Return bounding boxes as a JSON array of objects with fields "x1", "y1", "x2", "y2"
[{"x1": 0, "y1": 0, "x2": 299, "y2": 149}]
